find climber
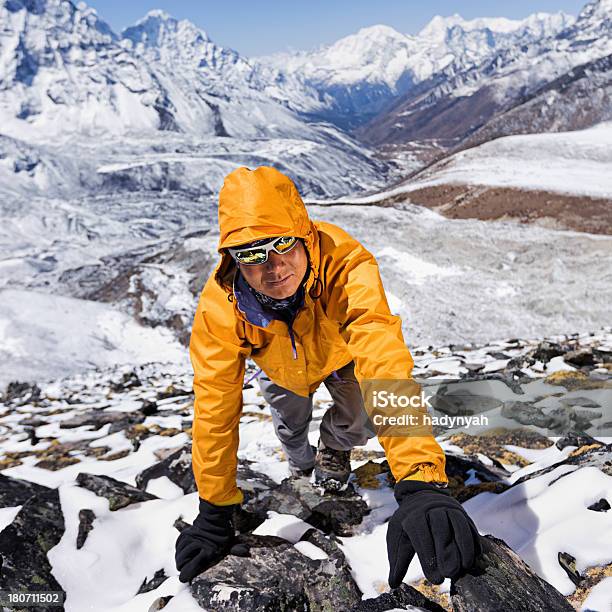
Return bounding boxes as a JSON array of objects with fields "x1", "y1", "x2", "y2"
[{"x1": 175, "y1": 166, "x2": 482, "y2": 585}]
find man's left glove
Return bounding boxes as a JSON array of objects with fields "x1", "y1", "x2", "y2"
[
  {"x1": 387, "y1": 480, "x2": 482, "y2": 587},
  {"x1": 175, "y1": 498, "x2": 236, "y2": 583}
]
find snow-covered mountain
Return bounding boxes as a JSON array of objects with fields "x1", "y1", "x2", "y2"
[
  {"x1": 0, "y1": 1, "x2": 390, "y2": 197},
  {"x1": 256, "y1": 12, "x2": 574, "y2": 128},
  {"x1": 358, "y1": 0, "x2": 612, "y2": 147},
  {"x1": 0, "y1": 0, "x2": 173, "y2": 141}
]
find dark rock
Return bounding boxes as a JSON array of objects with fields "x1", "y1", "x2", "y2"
[
  {"x1": 35, "y1": 455, "x2": 81, "y2": 471},
  {"x1": 3, "y1": 381, "x2": 41, "y2": 404},
  {"x1": 0, "y1": 489, "x2": 66, "y2": 608},
  {"x1": 487, "y1": 351, "x2": 511, "y2": 360},
  {"x1": 501, "y1": 401, "x2": 553, "y2": 428},
  {"x1": 156, "y1": 385, "x2": 190, "y2": 400},
  {"x1": 587, "y1": 498, "x2": 610, "y2": 512},
  {"x1": 189, "y1": 532, "x2": 361, "y2": 611},
  {"x1": 593, "y1": 347, "x2": 612, "y2": 363},
  {"x1": 249, "y1": 476, "x2": 370, "y2": 536},
  {"x1": 531, "y1": 341, "x2": 567, "y2": 362},
  {"x1": 450, "y1": 535, "x2": 574, "y2": 611},
  {"x1": 18, "y1": 416, "x2": 48, "y2": 427},
  {"x1": 558, "y1": 551, "x2": 582, "y2": 586},
  {"x1": 76, "y1": 472, "x2": 158, "y2": 510},
  {"x1": 352, "y1": 583, "x2": 446, "y2": 611},
  {"x1": 148, "y1": 595, "x2": 173, "y2": 611},
  {"x1": 0, "y1": 474, "x2": 51, "y2": 507},
  {"x1": 572, "y1": 408, "x2": 602, "y2": 430},
  {"x1": 453, "y1": 372, "x2": 525, "y2": 395},
  {"x1": 110, "y1": 370, "x2": 142, "y2": 392},
  {"x1": 560, "y1": 397, "x2": 601, "y2": 408},
  {"x1": 60, "y1": 410, "x2": 145, "y2": 431},
  {"x1": 444, "y1": 453, "x2": 511, "y2": 501},
  {"x1": 429, "y1": 385, "x2": 503, "y2": 417},
  {"x1": 136, "y1": 445, "x2": 196, "y2": 494},
  {"x1": 141, "y1": 400, "x2": 158, "y2": 416},
  {"x1": 555, "y1": 431, "x2": 602, "y2": 450},
  {"x1": 76, "y1": 508, "x2": 96, "y2": 549},
  {"x1": 138, "y1": 568, "x2": 168, "y2": 594},
  {"x1": 546, "y1": 407, "x2": 573, "y2": 433},
  {"x1": 563, "y1": 349, "x2": 596, "y2": 367}
]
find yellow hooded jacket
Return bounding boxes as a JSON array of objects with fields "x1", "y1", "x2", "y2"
[{"x1": 190, "y1": 166, "x2": 448, "y2": 505}]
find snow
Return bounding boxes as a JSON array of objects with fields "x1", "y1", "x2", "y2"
[
  {"x1": 48, "y1": 485, "x2": 193, "y2": 612},
  {"x1": 0, "y1": 289, "x2": 188, "y2": 387},
  {"x1": 293, "y1": 540, "x2": 328, "y2": 560},
  {"x1": 465, "y1": 466, "x2": 612, "y2": 595},
  {"x1": 403, "y1": 123, "x2": 612, "y2": 199},
  {"x1": 252, "y1": 511, "x2": 313, "y2": 543},
  {"x1": 581, "y1": 576, "x2": 612, "y2": 612},
  {"x1": 0, "y1": 505, "x2": 22, "y2": 532},
  {"x1": 305, "y1": 203, "x2": 612, "y2": 348}
]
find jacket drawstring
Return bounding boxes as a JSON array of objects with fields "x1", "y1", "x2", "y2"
[
  {"x1": 288, "y1": 325, "x2": 298, "y2": 360},
  {"x1": 243, "y1": 367, "x2": 262, "y2": 387}
]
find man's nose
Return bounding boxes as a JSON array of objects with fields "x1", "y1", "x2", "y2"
[{"x1": 266, "y1": 251, "x2": 285, "y2": 270}]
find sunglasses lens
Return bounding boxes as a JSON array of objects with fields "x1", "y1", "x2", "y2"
[
  {"x1": 274, "y1": 236, "x2": 298, "y2": 253},
  {"x1": 235, "y1": 249, "x2": 267, "y2": 265},
  {"x1": 231, "y1": 236, "x2": 299, "y2": 265}
]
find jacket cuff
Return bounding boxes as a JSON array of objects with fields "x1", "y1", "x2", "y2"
[
  {"x1": 399, "y1": 462, "x2": 448, "y2": 486},
  {"x1": 199, "y1": 488, "x2": 244, "y2": 507},
  {"x1": 394, "y1": 479, "x2": 450, "y2": 504}
]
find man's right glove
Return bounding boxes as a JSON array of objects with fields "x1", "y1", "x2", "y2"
[
  {"x1": 175, "y1": 497, "x2": 236, "y2": 583},
  {"x1": 387, "y1": 480, "x2": 482, "y2": 587}
]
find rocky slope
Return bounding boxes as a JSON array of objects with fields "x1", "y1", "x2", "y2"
[
  {"x1": 370, "y1": 122, "x2": 612, "y2": 235},
  {"x1": 0, "y1": 329, "x2": 610, "y2": 611}
]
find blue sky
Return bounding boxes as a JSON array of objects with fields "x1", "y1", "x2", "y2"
[{"x1": 88, "y1": 0, "x2": 588, "y2": 56}]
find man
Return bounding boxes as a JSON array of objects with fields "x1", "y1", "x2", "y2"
[{"x1": 175, "y1": 166, "x2": 482, "y2": 586}]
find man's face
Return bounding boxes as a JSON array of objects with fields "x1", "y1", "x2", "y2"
[{"x1": 238, "y1": 240, "x2": 308, "y2": 299}]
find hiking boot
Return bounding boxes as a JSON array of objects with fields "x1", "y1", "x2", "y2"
[{"x1": 314, "y1": 438, "x2": 351, "y2": 492}]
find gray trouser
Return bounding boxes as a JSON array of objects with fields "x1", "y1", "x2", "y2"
[{"x1": 258, "y1": 360, "x2": 375, "y2": 471}]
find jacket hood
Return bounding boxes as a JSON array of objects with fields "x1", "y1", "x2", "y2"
[{"x1": 214, "y1": 166, "x2": 320, "y2": 296}]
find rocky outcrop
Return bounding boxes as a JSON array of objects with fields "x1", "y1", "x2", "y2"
[
  {"x1": 136, "y1": 444, "x2": 196, "y2": 494},
  {"x1": 189, "y1": 530, "x2": 362, "y2": 611},
  {"x1": 0, "y1": 490, "x2": 66, "y2": 610},
  {"x1": 76, "y1": 472, "x2": 158, "y2": 510},
  {"x1": 450, "y1": 535, "x2": 574, "y2": 611},
  {"x1": 352, "y1": 583, "x2": 447, "y2": 611},
  {"x1": 76, "y1": 508, "x2": 96, "y2": 549},
  {"x1": 0, "y1": 473, "x2": 51, "y2": 507}
]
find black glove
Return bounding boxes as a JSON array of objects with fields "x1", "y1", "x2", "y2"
[
  {"x1": 175, "y1": 497, "x2": 236, "y2": 583},
  {"x1": 387, "y1": 480, "x2": 482, "y2": 587}
]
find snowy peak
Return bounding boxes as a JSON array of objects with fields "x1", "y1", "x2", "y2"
[
  {"x1": 122, "y1": 10, "x2": 210, "y2": 51},
  {"x1": 579, "y1": 0, "x2": 612, "y2": 20},
  {"x1": 349, "y1": 23, "x2": 408, "y2": 43},
  {"x1": 0, "y1": 0, "x2": 173, "y2": 140},
  {"x1": 418, "y1": 11, "x2": 575, "y2": 41},
  {"x1": 122, "y1": 10, "x2": 246, "y2": 74}
]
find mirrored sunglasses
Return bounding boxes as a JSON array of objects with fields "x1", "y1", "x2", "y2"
[{"x1": 228, "y1": 236, "x2": 299, "y2": 265}]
